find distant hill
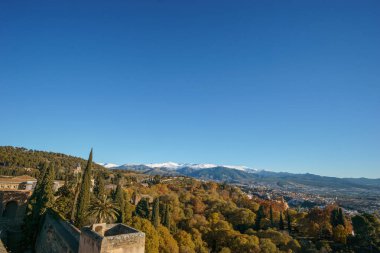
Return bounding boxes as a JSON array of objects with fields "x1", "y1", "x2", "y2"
[
  {"x1": 177, "y1": 166, "x2": 259, "y2": 183},
  {"x1": 0, "y1": 146, "x2": 106, "y2": 174}
]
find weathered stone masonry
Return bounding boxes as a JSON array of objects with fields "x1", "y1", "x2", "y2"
[{"x1": 36, "y1": 213, "x2": 145, "y2": 253}]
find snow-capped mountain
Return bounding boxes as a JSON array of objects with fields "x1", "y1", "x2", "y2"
[
  {"x1": 97, "y1": 162, "x2": 119, "y2": 169},
  {"x1": 144, "y1": 162, "x2": 220, "y2": 170},
  {"x1": 104, "y1": 161, "x2": 257, "y2": 173}
]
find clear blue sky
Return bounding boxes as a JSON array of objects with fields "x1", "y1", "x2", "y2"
[{"x1": 1, "y1": 0, "x2": 379, "y2": 178}]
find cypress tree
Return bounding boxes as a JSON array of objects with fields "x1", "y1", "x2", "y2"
[
  {"x1": 36, "y1": 163, "x2": 48, "y2": 191},
  {"x1": 161, "y1": 203, "x2": 167, "y2": 224},
  {"x1": 70, "y1": 171, "x2": 82, "y2": 222},
  {"x1": 24, "y1": 162, "x2": 50, "y2": 248},
  {"x1": 135, "y1": 198, "x2": 150, "y2": 219},
  {"x1": 331, "y1": 209, "x2": 339, "y2": 227},
  {"x1": 337, "y1": 208, "x2": 345, "y2": 227},
  {"x1": 163, "y1": 204, "x2": 171, "y2": 230},
  {"x1": 114, "y1": 184, "x2": 125, "y2": 222},
  {"x1": 286, "y1": 210, "x2": 292, "y2": 232},
  {"x1": 75, "y1": 149, "x2": 93, "y2": 227},
  {"x1": 269, "y1": 205, "x2": 274, "y2": 227},
  {"x1": 94, "y1": 175, "x2": 105, "y2": 199},
  {"x1": 29, "y1": 163, "x2": 47, "y2": 202},
  {"x1": 151, "y1": 198, "x2": 160, "y2": 228},
  {"x1": 123, "y1": 192, "x2": 133, "y2": 222},
  {"x1": 255, "y1": 205, "x2": 265, "y2": 230},
  {"x1": 28, "y1": 162, "x2": 48, "y2": 210},
  {"x1": 279, "y1": 212, "x2": 285, "y2": 230},
  {"x1": 39, "y1": 163, "x2": 55, "y2": 214}
]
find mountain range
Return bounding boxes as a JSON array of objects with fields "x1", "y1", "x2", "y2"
[
  {"x1": 101, "y1": 161, "x2": 380, "y2": 212},
  {"x1": 99, "y1": 162, "x2": 256, "y2": 172},
  {"x1": 99, "y1": 161, "x2": 380, "y2": 191}
]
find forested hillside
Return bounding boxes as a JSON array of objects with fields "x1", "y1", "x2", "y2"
[
  {"x1": 52, "y1": 169, "x2": 380, "y2": 253},
  {"x1": 3, "y1": 146, "x2": 379, "y2": 252},
  {"x1": 0, "y1": 146, "x2": 106, "y2": 179}
]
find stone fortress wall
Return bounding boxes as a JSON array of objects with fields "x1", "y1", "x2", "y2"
[
  {"x1": 79, "y1": 223, "x2": 145, "y2": 253},
  {"x1": 0, "y1": 190, "x2": 32, "y2": 252},
  {"x1": 0, "y1": 175, "x2": 145, "y2": 253},
  {"x1": 36, "y1": 213, "x2": 80, "y2": 253},
  {"x1": 36, "y1": 212, "x2": 145, "y2": 253}
]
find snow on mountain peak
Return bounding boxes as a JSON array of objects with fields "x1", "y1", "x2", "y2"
[
  {"x1": 143, "y1": 162, "x2": 256, "y2": 171},
  {"x1": 100, "y1": 161, "x2": 258, "y2": 172},
  {"x1": 144, "y1": 162, "x2": 219, "y2": 170},
  {"x1": 145, "y1": 162, "x2": 181, "y2": 169},
  {"x1": 97, "y1": 162, "x2": 119, "y2": 168},
  {"x1": 223, "y1": 165, "x2": 251, "y2": 171}
]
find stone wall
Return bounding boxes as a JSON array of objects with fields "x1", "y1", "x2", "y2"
[
  {"x1": 100, "y1": 232, "x2": 145, "y2": 253},
  {"x1": 35, "y1": 213, "x2": 81, "y2": 253},
  {"x1": 36, "y1": 214, "x2": 145, "y2": 253},
  {"x1": 78, "y1": 224, "x2": 145, "y2": 253},
  {"x1": 0, "y1": 190, "x2": 30, "y2": 220},
  {"x1": 0, "y1": 190, "x2": 31, "y2": 253}
]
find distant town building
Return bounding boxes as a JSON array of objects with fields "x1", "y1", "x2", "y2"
[
  {"x1": 53, "y1": 180, "x2": 65, "y2": 191},
  {"x1": 105, "y1": 184, "x2": 117, "y2": 191},
  {"x1": 73, "y1": 163, "x2": 82, "y2": 175},
  {"x1": 132, "y1": 193, "x2": 153, "y2": 205}
]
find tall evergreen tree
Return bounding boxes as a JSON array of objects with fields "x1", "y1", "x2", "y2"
[
  {"x1": 286, "y1": 210, "x2": 292, "y2": 232},
  {"x1": 337, "y1": 208, "x2": 345, "y2": 227},
  {"x1": 36, "y1": 163, "x2": 48, "y2": 190},
  {"x1": 255, "y1": 205, "x2": 265, "y2": 230},
  {"x1": 279, "y1": 212, "x2": 285, "y2": 230},
  {"x1": 135, "y1": 198, "x2": 150, "y2": 219},
  {"x1": 39, "y1": 163, "x2": 55, "y2": 214},
  {"x1": 160, "y1": 203, "x2": 167, "y2": 224},
  {"x1": 70, "y1": 171, "x2": 82, "y2": 222},
  {"x1": 163, "y1": 204, "x2": 171, "y2": 230},
  {"x1": 28, "y1": 162, "x2": 48, "y2": 210},
  {"x1": 75, "y1": 149, "x2": 93, "y2": 227},
  {"x1": 114, "y1": 184, "x2": 125, "y2": 222},
  {"x1": 151, "y1": 198, "x2": 160, "y2": 228},
  {"x1": 24, "y1": 162, "x2": 49, "y2": 248},
  {"x1": 331, "y1": 208, "x2": 345, "y2": 227},
  {"x1": 123, "y1": 192, "x2": 133, "y2": 223},
  {"x1": 331, "y1": 209, "x2": 339, "y2": 227},
  {"x1": 269, "y1": 205, "x2": 274, "y2": 227},
  {"x1": 94, "y1": 175, "x2": 105, "y2": 199}
]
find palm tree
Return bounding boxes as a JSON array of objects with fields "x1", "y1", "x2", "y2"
[{"x1": 88, "y1": 195, "x2": 119, "y2": 223}]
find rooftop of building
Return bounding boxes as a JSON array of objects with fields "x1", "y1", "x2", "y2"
[{"x1": 82, "y1": 223, "x2": 145, "y2": 241}]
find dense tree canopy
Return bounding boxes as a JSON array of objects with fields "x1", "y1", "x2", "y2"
[{"x1": 4, "y1": 146, "x2": 377, "y2": 252}]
